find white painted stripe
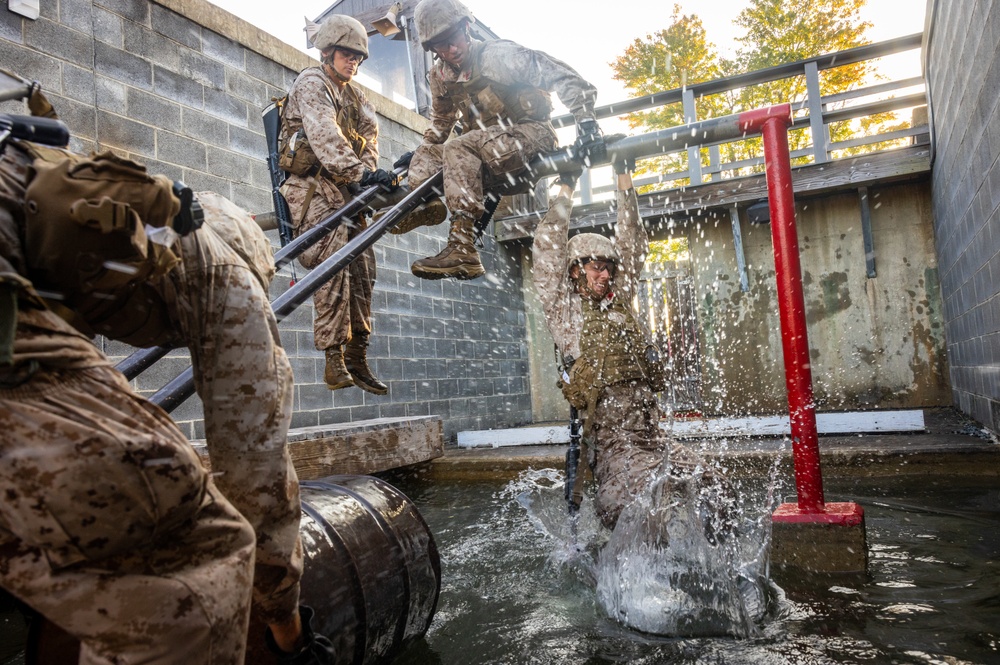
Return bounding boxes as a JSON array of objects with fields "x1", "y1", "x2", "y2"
[{"x1": 455, "y1": 410, "x2": 926, "y2": 448}]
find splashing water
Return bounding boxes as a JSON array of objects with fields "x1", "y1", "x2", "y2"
[{"x1": 509, "y1": 458, "x2": 779, "y2": 639}]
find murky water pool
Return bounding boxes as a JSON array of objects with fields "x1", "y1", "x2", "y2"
[{"x1": 387, "y1": 467, "x2": 1000, "y2": 665}]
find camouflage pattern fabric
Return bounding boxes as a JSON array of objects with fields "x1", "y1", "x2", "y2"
[
  {"x1": 0, "y1": 310, "x2": 256, "y2": 664},
  {"x1": 155, "y1": 201, "x2": 302, "y2": 625},
  {"x1": 408, "y1": 38, "x2": 597, "y2": 222},
  {"x1": 280, "y1": 67, "x2": 379, "y2": 350}
]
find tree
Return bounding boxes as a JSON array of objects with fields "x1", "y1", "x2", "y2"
[{"x1": 611, "y1": 0, "x2": 901, "y2": 185}]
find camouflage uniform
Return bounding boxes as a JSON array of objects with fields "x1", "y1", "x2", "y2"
[
  {"x1": 532, "y1": 182, "x2": 702, "y2": 529},
  {"x1": 409, "y1": 38, "x2": 598, "y2": 221},
  {"x1": 280, "y1": 66, "x2": 379, "y2": 351},
  {"x1": 155, "y1": 191, "x2": 303, "y2": 626},
  {"x1": 0, "y1": 145, "x2": 256, "y2": 663}
]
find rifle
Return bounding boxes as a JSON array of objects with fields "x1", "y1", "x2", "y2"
[
  {"x1": 0, "y1": 114, "x2": 70, "y2": 150},
  {"x1": 566, "y1": 405, "x2": 582, "y2": 515},
  {"x1": 261, "y1": 99, "x2": 294, "y2": 247}
]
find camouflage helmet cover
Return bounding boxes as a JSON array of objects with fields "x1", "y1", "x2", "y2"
[
  {"x1": 313, "y1": 14, "x2": 369, "y2": 58},
  {"x1": 566, "y1": 233, "x2": 619, "y2": 274},
  {"x1": 414, "y1": 0, "x2": 474, "y2": 50}
]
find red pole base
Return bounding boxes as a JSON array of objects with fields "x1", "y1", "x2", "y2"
[{"x1": 772, "y1": 501, "x2": 864, "y2": 525}]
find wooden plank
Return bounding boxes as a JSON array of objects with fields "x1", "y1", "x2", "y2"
[
  {"x1": 495, "y1": 146, "x2": 931, "y2": 243},
  {"x1": 193, "y1": 416, "x2": 443, "y2": 477},
  {"x1": 457, "y1": 425, "x2": 569, "y2": 448}
]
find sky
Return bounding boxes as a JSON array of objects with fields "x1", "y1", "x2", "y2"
[{"x1": 208, "y1": 0, "x2": 927, "y2": 134}]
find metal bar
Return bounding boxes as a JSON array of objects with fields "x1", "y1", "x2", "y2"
[
  {"x1": 740, "y1": 105, "x2": 825, "y2": 514},
  {"x1": 550, "y1": 33, "x2": 923, "y2": 127},
  {"x1": 729, "y1": 204, "x2": 750, "y2": 292},
  {"x1": 150, "y1": 172, "x2": 444, "y2": 411},
  {"x1": 804, "y1": 61, "x2": 829, "y2": 164},
  {"x1": 116, "y1": 169, "x2": 412, "y2": 380},
  {"x1": 683, "y1": 88, "x2": 703, "y2": 185},
  {"x1": 859, "y1": 186, "x2": 877, "y2": 278}
]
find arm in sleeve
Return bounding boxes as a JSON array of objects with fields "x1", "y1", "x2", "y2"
[
  {"x1": 613, "y1": 172, "x2": 648, "y2": 296},
  {"x1": 297, "y1": 77, "x2": 366, "y2": 183},
  {"x1": 485, "y1": 41, "x2": 598, "y2": 124},
  {"x1": 531, "y1": 191, "x2": 581, "y2": 360},
  {"x1": 423, "y1": 71, "x2": 458, "y2": 145}
]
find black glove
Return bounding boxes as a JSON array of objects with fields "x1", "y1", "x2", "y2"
[
  {"x1": 393, "y1": 150, "x2": 414, "y2": 170},
  {"x1": 613, "y1": 155, "x2": 636, "y2": 175},
  {"x1": 574, "y1": 118, "x2": 606, "y2": 166},
  {"x1": 360, "y1": 168, "x2": 401, "y2": 192},
  {"x1": 557, "y1": 170, "x2": 579, "y2": 190}
]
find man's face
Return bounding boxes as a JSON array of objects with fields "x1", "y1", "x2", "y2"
[
  {"x1": 429, "y1": 24, "x2": 471, "y2": 69},
  {"x1": 325, "y1": 47, "x2": 364, "y2": 81},
  {"x1": 571, "y1": 259, "x2": 616, "y2": 299}
]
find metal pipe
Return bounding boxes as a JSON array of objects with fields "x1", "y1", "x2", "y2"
[
  {"x1": 149, "y1": 172, "x2": 444, "y2": 411},
  {"x1": 740, "y1": 105, "x2": 825, "y2": 513}
]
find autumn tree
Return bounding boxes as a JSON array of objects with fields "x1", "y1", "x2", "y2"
[{"x1": 612, "y1": 0, "x2": 902, "y2": 184}]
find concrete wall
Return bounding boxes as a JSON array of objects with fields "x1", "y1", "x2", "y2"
[
  {"x1": 689, "y1": 182, "x2": 950, "y2": 415},
  {"x1": 1, "y1": 0, "x2": 533, "y2": 442},
  {"x1": 925, "y1": 0, "x2": 1000, "y2": 434}
]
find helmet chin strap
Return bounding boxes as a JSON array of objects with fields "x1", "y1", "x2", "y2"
[{"x1": 322, "y1": 58, "x2": 350, "y2": 84}]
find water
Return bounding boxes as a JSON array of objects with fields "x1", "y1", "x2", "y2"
[{"x1": 389, "y1": 469, "x2": 1000, "y2": 665}]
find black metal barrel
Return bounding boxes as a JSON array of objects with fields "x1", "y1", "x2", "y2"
[{"x1": 294, "y1": 475, "x2": 441, "y2": 664}]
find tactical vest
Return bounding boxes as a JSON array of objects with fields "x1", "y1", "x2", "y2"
[
  {"x1": 278, "y1": 70, "x2": 367, "y2": 182},
  {"x1": 18, "y1": 141, "x2": 181, "y2": 347},
  {"x1": 453, "y1": 41, "x2": 553, "y2": 133},
  {"x1": 579, "y1": 295, "x2": 648, "y2": 388}
]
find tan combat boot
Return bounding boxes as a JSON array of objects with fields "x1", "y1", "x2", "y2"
[
  {"x1": 410, "y1": 215, "x2": 485, "y2": 280},
  {"x1": 344, "y1": 332, "x2": 388, "y2": 395},
  {"x1": 387, "y1": 197, "x2": 448, "y2": 235},
  {"x1": 324, "y1": 347, "x2": 355, "y2": 390}
]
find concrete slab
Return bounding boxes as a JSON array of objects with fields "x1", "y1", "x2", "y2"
[{"x1": 193, "y1": 415, "x2": 444, "y2": 479}]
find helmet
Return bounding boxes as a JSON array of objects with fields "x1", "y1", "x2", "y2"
[
  {"x1": 313, "y1": 15, "x2": 369, "y2": 58},
  {"x1": 566, "y1": 233, "x2": 619, "y2": 273},
  {"x1": 414, "y1": 0, "x2": 474, "y2": 51}
]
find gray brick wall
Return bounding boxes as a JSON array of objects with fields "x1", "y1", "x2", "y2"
[
  {"x1": 926, "y1": 0, "x2": 1000, "y2": 434},
  {"x1": 1, "y1": 0, "x2": 534, "y2": 443}
]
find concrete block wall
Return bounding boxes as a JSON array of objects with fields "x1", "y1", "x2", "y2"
[
  {"x1": 1, "y1": 0, "x2": 533, "y2": 443},
  {"x1": 925, "y1": 0, "x2": 1000, "y2": 434}
]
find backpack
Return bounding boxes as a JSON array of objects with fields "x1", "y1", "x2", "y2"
[{"x1": 20, "y1": 142, "x2": 182, "y2": 347}]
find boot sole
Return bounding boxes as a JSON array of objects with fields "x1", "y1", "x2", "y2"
[
  {"x1": 411, "y1": 264, "x2": 486, "y2": 280},
  {"x1": 388, "y1": 202, "x2": 448, "y2": 235},
  {"x1": 325, "y1": 377, "x2": 355, "y2": 390},
  {"x1": 351, "y1": 378, "x2": 389, "y2": 395}
]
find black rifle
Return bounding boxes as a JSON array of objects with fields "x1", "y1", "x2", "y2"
[
  {"x1": 261, "y1": 99, "x2": 295, "y2": 247},
  {"x1": 0, "y1": 114, "x2": 69, "y2": 150},
  {"x1": 566, "y1": 405, "x2": 582, "y2": 515}
]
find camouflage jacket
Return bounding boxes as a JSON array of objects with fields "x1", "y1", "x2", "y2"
[
  {"x1": 424, "y1": 38, "x2": 598, "y2": 144},
  {"x1": 281, "y1": 67, "x2": 379, "y2": 209},
  {"x1": 531, "y1": 182, "x2": 648, "y2": 363}
]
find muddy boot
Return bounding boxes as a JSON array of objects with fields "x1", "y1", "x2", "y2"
[
  {"x1": 385, "y1": 196, "x2": 448, "y2": 235},
  {"x1": 410, "y1": 215, "x2": 485, "y2": 280},
  {"x1": 344, "y1": 332, "x2": 388, "y2": 395},
  {"x1": 265, "y1": 605, "x2": 336, "y2": 665},
  {"x1": 323, "y1": 347, "x2": 354, "y2": 391}
]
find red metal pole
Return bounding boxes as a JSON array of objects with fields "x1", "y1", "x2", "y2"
[{"x1": 739, "y1": 106, "x2": 825, "y2": 513}]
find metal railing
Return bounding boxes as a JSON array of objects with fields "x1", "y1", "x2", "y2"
[{"x1": 548, "y1": 33, "x2": 926, "y2": 203}]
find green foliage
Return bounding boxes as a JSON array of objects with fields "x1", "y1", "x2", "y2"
[
  {"x1": 611, "y1": 0, "x2": 898, "y2": 186},
  {"x1": 645, "y1": 237, "x2": 690, "y2": 268}
]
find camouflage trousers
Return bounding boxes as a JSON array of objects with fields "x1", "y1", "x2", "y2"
[
  {"x1": 589, "y1": 382, "x2": 705, "y2": 530},
  {"x1": 163, "y1": 222, "x2": 302, "y2": 625},
  {"x1": 409, "y1": 120, "x2": 557, "y2": 221},
  {"x1": 0, "y1": 359, "x2": 256, "y2": 665},
  {"x1": 283, "y1": 176, "x2": 374, "y2": 350}
]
